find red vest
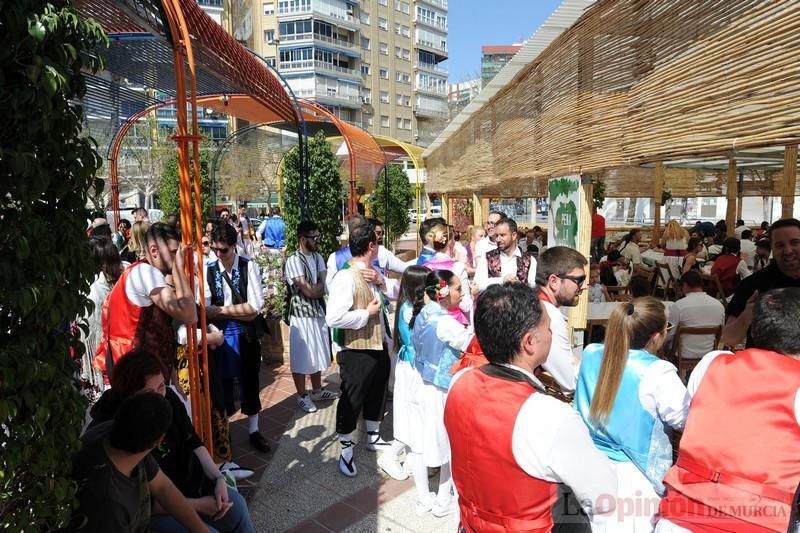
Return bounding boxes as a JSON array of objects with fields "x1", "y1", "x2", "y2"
[
  {"x1": 659, "y1": 349, "x2": 800, "y2": 532},
  {"x1": 445, "y1": 367, "x2": 560, "y2": 532},
  {"x1": 710, "y1": 254, "x2": 740, "y2": 295},
  {"x1": 94, "y1": 263, "x2": 175, "y2": 381}
]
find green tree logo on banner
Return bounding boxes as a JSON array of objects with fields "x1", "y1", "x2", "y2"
[{"x1": 548, "y1": 177, "x2": 580, "y2": 248}]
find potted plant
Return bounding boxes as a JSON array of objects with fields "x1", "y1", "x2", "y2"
[{"x1": 253, "y1": 251, "x2": 289, "y2": 363}]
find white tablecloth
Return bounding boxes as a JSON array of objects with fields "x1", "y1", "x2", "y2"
[{"x1": 587, "y1": 300, "x2": 673, "y2": 321}]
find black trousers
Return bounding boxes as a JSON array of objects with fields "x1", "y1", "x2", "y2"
[
  {"x1": 221, "y1": 333, "x2": 262, "y2": 417},
  {"x1": 336, "y1": 348, "x2": 390, "y2": 435}
]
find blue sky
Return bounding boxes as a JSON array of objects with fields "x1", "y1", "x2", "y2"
[{"x1": 446, "y1": 0, "x2": 563, "y2": 83}]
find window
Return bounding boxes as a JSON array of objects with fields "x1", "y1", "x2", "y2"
[
  {"x1": 396, "y1": 70, "x2": 411, "y2": 83},
  {"x1": 379, "y1": 42, "x2": 388, "y2": 55},
  {"x1": 394, "y1": 22, "x2": 401, "y2": 35},
  {"x1": 360, "y1": 36, "x2": 370, "y2": 49},
  {"x1": 380, "y1": 91, "x2": 389, "y2": 104},
  {"x1": 360, "y1": 11, "x2": 370, "y2": 24},
  {"x1": 263, "y1": 2, "x2": 274, "y2": 15},
  {"x1": 263, "y1": 29, "x2": 275, "y2": 43},
  {"x1": 361, "y1": 62, "x2": 371, "y2": 75},
  {"x1": 401, "y1": 25, "x2": 410, "y2": 37},
  {"x1": 378, "y1": 0, "x2": 387, "y2": 5},
  {"x1": 379, "y1": 67, "x2": 389, "y2": 79},
  {"x1": 362, "y1": 88, "x2": 371, "y2": 103},
  {"x1": 278, "y1": 0, "x2": 310, "y2": 15},
  {"x1": 395, "y1": 46, "x2": 402, "y2": 58},
  {"x1": 378, "y1": 17, "x2": 388, "y2": 30},
  {"x1": 403, "y1": 95, "x2": 411, "y2": 106},
  {"x1": 396, "y1": 93, "x2": 403, "y2": 105},
  {"x1": 380, "y1": 115, "x2": 390, "y2": 127},
  {"x1": 266, "y1": 57, "x2": 276, "y2": 67},
  {"x1": 403, "y1": 118, "x2": 411, "y2": 129},
  {"x1": 396, "y1": 117, "x2": 403, "y2": 128},
  {"x1": 402, "y1": 48, "x2": 410, "y2": 60},
  {"x1": 279, "y1": 19, "x2": 311, "y2": 37},
  {"x1": 395, "y1": 0, "x2": 409, "y2": 13}
]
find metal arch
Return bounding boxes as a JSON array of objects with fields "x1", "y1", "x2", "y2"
[
  {"x1": 209, "y1": 121, "x2": 274, "y2": 208},
  {"x1": 246, "y1": 49, "x2": 310, "y2": 219}
]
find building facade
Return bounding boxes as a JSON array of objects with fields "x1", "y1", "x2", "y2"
[
  {"x1": 448, "y1": 78, "x2": 480, "y2": 118},
  {"x1": 232, "y1": 0, "x2": 448, "y2": 146},
  {"x1": 480, "y1": 44, "x2": 521, "y2": 88}
]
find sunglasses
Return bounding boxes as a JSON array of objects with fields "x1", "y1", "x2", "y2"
[
  {"x1": 303, "y1": 235, "x2": 321, "y2": 242},
  {"x1": 202, "y1": 241, "x2": 210, "y2": 246},
  {"x1": 559, "y1": 274, "x2": 587, "y2": 287},
  {"x1": 212, "y1": 246, "x2": 230, "y2": 254}
]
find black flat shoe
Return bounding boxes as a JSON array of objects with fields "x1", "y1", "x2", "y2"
[{"x1": 249, "y1": 431, "x2": 271, "y2": 453}]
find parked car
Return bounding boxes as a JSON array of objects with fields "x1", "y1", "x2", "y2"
[
  {"x1": 408, "y1": 208, "x2": 418, "y2": 222},
  {"x1": 430, "y1": 205, "x2": 442, "y2": 218}
]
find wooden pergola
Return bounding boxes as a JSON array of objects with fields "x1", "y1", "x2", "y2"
[{"x1": 424, "y1": 0, "x2": 800, "y2": 241}]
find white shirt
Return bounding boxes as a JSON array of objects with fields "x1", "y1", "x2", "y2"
[
  {"x1": 203, "y1": 254, "x2": 264, "y2": 312},
  {"x1": 431, "y1": 252, "x2": 474, "y2": 321},
  {"x1": 474, "y1": 247, "x2": 537, "y2": 290},
  {"x1": 541, "y1": 299, "x2": 578, "y2": 392},
  {"x1": 325, "y1": 261, "x2": 391, "y2": 344},
  {"x1": 325, "y1": 245, "x2": 403, "y2": 295},
  {"x1": 632, "y1": 359, "x2": 690, "y2": 429},
  {"x1": 734, "y1": 225, "x2": 748, "y2": 239},
  {"x1": 739, "y1": 239, "x2": 756, "y2": 269},
  {"x1": 449, "y1": 365, "x2": 618, "y2": 517},
  {"x1": 620, "y1": 241, "x2": 642, "y2": 264},
  {"x1": 473, "y1": 236, "x2": 497, "y2": 261},
  {"x1": 125, "y1": 262, "x2": 167, "y2": 307},
  {"x1": 666, "y1": 291, "x2": 726, "y2": 359}
]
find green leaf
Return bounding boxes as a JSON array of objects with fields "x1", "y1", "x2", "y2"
[{"x1": 28, "y1": 19, "x2": 46, "y2": 41}]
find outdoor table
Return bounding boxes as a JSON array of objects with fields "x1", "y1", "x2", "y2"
[{"x1": 641, "y1": 249, "x2": 665, "y2": 267}]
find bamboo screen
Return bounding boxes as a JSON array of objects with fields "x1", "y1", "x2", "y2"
[{"x1": 425, "y1": 0, "x2": 800, "y2": 197}]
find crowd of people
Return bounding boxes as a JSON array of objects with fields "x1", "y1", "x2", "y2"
[{"x1": 73, "y1": 205, "x2": 800, "y2": 532}]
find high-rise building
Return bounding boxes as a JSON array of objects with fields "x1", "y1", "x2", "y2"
[
  {"x1": 480, "y1": 44, "x2": 521, "y2": 88},
  {"x1": 448, "y1": 78, "x2": 480, "y2": 118},
  {"x1": 232, "y1": 0, "x2": 448, "y2": 146}
]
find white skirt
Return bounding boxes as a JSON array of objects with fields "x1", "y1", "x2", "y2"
[
  {"x1": 393, "y1": 360, "x2": 424, "y2": 451},
  {"x1": 288, "y1": 316, "x2": 331, "y2": 375},
  {"x1": 415, "y1": 381, "x2": 450, "y2": 467},
  {"x1": 590, "y1": 460, "x2": 661, "y2": 533}
]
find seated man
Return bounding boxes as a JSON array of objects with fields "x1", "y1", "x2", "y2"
[
  {"x1": 445, "y1": 283, "x2": 617, "y2": 532},
  {"x1": 657, "y1": 287, "x2": 800, "y2": 533},
  {"x1": 666, "y1": 270, "x2": 725, "y2": 360},
  {"x1": 71, "y1": 392, "x2": 207, "y2": 532}
]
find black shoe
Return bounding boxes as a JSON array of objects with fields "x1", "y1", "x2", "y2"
[{"x1": 249, "y1": 431, "x2": 270, "y2": 453}]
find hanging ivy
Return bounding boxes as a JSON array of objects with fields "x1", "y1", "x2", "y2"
[
  {"x1": 592, "y1": 178, "x2": 606, "y2": 210},
  {"x1": 0, "y1": 1, "x2": 107, "y2": 529}
]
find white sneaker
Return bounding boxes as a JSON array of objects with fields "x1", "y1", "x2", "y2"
[
  {"x1": 366, "y1": 431, "x2": 391, "y2": 452},
  {"x1": 377, "y1": 453, "x2": 408, "y2": 481},
  {"x1": 220, "y1": 462, "x2": 255, "y2": 481},
  {"x1": 297, "y1": 394, "x2": 318, "y2": 413},
  {"x1": 310, "y1": 389, "x2": 339, "y2": 402},
  {"x1": 415, "y1": 492, "x2": 436, "y2": 516},
  {"x1": 432, "y1": 498, "x2": 458, "y2": 518}
]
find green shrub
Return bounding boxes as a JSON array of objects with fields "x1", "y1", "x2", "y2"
[
  {"x1": 0, "y1": 1, "x2": 106, "y2": 529},
  {"x1": 368, "y1": 164, "x2": 414, "y2": 246}
]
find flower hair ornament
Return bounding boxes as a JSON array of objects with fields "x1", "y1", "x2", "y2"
[
  {"x1": 428, "y1": 279, "x2": 450, "y2": 301},
  {"x1": 426, "y1": 227, "x2": 449, "y2": 247}
]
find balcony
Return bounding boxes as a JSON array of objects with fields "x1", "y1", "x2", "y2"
[
  {"x1": 413, "y1": 61, "x2": 447, "y2": 75},
  {"x1": 279, "y1": 32, "x2": 358, "y2": 52},
  {"x1": 313, "y1": 8, "x2": 359, "y2": 31},
  {"x1": 278, "y1": 4, "x2": 311, "y2": 16},
  {"x1": 414, "y1": 16, "x2": 447, "y2": 32},
  {"x1": 280, "y1": 60, "x2": 358, "y2": 78},
  {"x1": 415, "y1": 39, "x2": 448, "y2": 58},
  {"x1": 417, "y1": 0, "x2": 447, "y2": 10},
  {"x1": 314, "y1": 60, "x2": 358, "y2": 77},
  {"x1": 414, "y1": 85, "x2": 448, "y2": 98},
  {"x1": 280, "y1": 59, "x2": 315, "y2": 72},
  {"x1": 414, "y1": 106, "x2": 448, "y2": 119}
]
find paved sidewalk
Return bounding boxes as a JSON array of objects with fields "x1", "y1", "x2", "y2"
[{"x1": 229, "y1": 363, "x2": 459, "y2": 532}]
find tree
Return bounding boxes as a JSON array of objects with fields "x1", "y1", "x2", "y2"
[
  {"x1": 282, "y1": 130, "x2": 344, "y2": 257},
  {"x1": 0, "y1": 1, "x2": 106, "y2": 529},
  {"x1": 368, "y1": 164, "x2": 414, "y2": 246},
  {"x1": 158, "y1": 143, "x2": 214, "y2": 222}
]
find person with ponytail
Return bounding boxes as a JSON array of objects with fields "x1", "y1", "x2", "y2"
[
  {"x1": 375, "y1": 266, "x2": 430, "y2": 482},
  {"x1": 620, "y1": 229, "x2": 643, "y2": 265},
  {"x1": 575, "y1": 297, "x2": 689, "y2": 532},
  {"x1": 410, "y1": 269, "x2": 471, "y2": 517}
]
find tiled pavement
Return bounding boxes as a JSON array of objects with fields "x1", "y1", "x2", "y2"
[{"x1": 226, "y1": 361, "x2": 459, "y2": 532}]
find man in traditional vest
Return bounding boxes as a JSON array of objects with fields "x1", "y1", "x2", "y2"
[
  {"x1": 206, "y1": 223, "x2": 269, "y2": 453},
  {"x1": 326, "y1": 221, "x2": 392, "y2": 477},
  {"x1": 95, "y1": 223, "x2": 196, "y2": 384},
  {"x1": 657, "y1": 287, "x2": 800, "y2": 533},
  {"x1": 445, "y1": 283, "x2": 617, "y2": 532},
  {"x1": 474, "y1": 217, "x2": 536, "y2": 290}
]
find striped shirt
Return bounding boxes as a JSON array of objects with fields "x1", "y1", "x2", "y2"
[{"x1": 286, "y1": 251, "x2": 326, "y2": 318}]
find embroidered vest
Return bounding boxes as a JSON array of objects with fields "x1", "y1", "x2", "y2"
[
  {"x1": 485, "y1": 248, "x2": 532, "y2": 283},
  {"x1": 94, "y1": 263, "x2": 175, "y2": 381},
  {"x1": 445, "y1": 366, "x2": 561, "y2": 533},
  {"x1": 412, "y1": 302, "x2": 463, "y2": 389},
  {"x1": 207, "y1": 256, "x2": 249, "y2": 308},
  {"x1": 575, "y1": 344, "x2": 673, "y2": 494},
  {"x1": 659, "y1": 349, "x2": 800, "y2": 533},
  {"x1": 340, "y1": 266, "x2": 384, "y2": 351}
]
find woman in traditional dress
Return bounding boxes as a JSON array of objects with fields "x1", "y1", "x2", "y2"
[{"x1": 575, "y1": 297, "x2": 689, "y2": 532}]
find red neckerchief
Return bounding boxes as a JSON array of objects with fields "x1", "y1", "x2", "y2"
[{"x1": 538, "y1": 290, "x2": 554, "y2": 305}]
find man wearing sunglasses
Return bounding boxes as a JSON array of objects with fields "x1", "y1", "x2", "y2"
[
  {"x1": 534, "y1": 246, "x2": 589, "y2": 394},
  {"x1": 205, "y1": 223, "x2": 269, "y2": 453}
]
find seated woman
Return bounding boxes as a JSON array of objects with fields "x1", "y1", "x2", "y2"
[
  {"x1": 575, "y1": 297, "x2": 689, "y2": 532},
  {"x1": 680, "y1": 237, "x2": 705, "y2": 275},
  {"x1": 86, "y1": 349, "x2": 256, "y2": 533}
]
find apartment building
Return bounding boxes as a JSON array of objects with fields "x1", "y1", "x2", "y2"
[
  {"x1": 232, "y1": 0, "x2": 448, "y2": 146},
  {"x1": 480, "y1": 44, "x2": 521, "y2": 88}
]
